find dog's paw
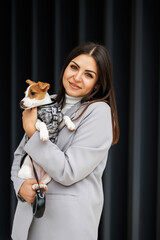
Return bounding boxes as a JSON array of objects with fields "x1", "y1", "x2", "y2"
[
  {"x1": 63, "y1": 116, "x2": 76, "y2": 131},
  {"x1": 39, "y1": 183, "x2": 48, "y2": 190},
  {"x1": 32, "y1": 184, "x2": 39, "y2": 190},
  {"x1": 32, "y1": 183, "x2": 48, "y2": 191},
  {"x1": 67, "y1": 121, "x2": 76, "y2": 131},
  {"x1": 40, "y1": 130, "x2": 49, "y2": 142},
  {"x1": 41, "y1": 136, "x2": 49, "y2": 142}
]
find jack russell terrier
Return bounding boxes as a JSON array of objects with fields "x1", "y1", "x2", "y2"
[{"x1": 18, "y1": 79, "x2": 75, "y2": 190}]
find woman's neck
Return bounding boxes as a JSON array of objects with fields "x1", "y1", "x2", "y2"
[{"x1": 62, "y1": 94, "x2": 83, "y2": 114}]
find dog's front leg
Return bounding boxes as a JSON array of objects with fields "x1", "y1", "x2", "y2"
[
  {"x1": 36, "y1": 119, "x2": 49, "y2": 141},
  {"x1": 63, "y1": 116, "x2": 76, "y2": 131}
]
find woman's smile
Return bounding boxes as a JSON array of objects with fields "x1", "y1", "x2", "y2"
[{"x1": 69, "y1": 81, "x2": 81, "y2": 89}]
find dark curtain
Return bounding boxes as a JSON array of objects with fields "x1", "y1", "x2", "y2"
[{"x1": 0, "y1": 0, "x2": 159, "y2": 239}]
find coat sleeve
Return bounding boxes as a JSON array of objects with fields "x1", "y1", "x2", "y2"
[
  {"x1": 10, "y1": 134, "x2": 27, "y2": 196},
  {"x1": 24, "y1": 102, "x2": 113, "y2": 186}
]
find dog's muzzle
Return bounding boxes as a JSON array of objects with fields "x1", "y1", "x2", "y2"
[{"x1": 20, "y1": 100, "x2": 26, "y2": 109}]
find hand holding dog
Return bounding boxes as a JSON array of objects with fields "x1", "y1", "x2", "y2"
[{"x1": 22, "y1": 108, "x2": 37, "y2": 138}]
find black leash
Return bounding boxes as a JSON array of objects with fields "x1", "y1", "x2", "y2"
[
  {"x1": 30, "y1": 158, "x2": 40, "y2": 186},
  {"x1": 30, "y1": 157, "x2": 46, "y2": 218}
]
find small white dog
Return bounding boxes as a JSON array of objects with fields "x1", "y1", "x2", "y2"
[{"x1": 18, "y1": 79, "x2": 75, "y2": 190}]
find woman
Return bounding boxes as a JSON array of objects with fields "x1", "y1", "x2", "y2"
[{"x1": 11, "y1": 42, "x2": 119, "y2": 240}]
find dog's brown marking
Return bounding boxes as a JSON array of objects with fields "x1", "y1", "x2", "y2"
[
  {"x1": 26, "y1": 79, "x2": 35, "y2": 85},
  {"x1": 28, "y1": 83, "x2": 50, "y2": 100},
  {"x1": 26, "y1": 80, "x2": 50, "y2": 100}
]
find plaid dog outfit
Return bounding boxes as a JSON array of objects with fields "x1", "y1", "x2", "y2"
[{"x1": 37, "y1": 98, "x2": 63, "y2": 143}]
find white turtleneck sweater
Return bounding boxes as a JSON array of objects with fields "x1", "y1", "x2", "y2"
[{"x1": 62, "y1": 94, "x2": 83, "y2": 114}]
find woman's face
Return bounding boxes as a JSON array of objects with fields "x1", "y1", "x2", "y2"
[{"x1": 63, "y1": 54, "x2": 98, "y2": 97}]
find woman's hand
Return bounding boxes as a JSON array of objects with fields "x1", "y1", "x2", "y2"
[
  {"x1": 18, "y1": 179, "x2": 37, "y2": 203},
  {"x1": 22, "y1": 108, "x2": 37, "y2": 138},
  {"x1": 19, "y1": 179, "x2": 47, "y2": 203}
]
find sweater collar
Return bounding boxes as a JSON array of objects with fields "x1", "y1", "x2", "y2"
[
  {"x1": 62, "y1": 94, "x2": 83, "y2": 114},
  {"x1": 65, "y1": 94, "x2": 83, "y2": 105}
]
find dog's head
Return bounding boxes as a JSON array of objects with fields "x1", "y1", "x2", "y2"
[{"x1": 20, "y1": 79, "x2": 51, "y2": 109}]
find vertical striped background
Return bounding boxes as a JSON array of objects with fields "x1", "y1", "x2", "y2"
[{"x1": 0, "y1": 0, "x2": 159, "y2": 239}]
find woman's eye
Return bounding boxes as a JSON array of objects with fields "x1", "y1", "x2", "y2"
[
  {"x1": 70, "y1": 64, "x2": 77, "y2": 70},
  {"x1": 85, "y1": 73, "x2": 93, "y2": 78}
]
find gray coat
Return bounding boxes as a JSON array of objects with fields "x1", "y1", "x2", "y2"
[{"x1": 11, "y1": 100, "x2": 113, "y2": 240}]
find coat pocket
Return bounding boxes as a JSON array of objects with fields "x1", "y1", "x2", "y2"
[{"x1": 46, "y1": 193, "x2": 78, "y2": 201}]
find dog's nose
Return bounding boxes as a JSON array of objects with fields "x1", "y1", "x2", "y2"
[{"x1": 20, "y1": 100, "x2": 25, "y2": 109}]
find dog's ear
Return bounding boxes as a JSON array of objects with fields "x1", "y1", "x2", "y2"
[
  {"x1": 26, "y1": 79, "x2": 35, "y2": 85},
  {"x1": 38, "y1": 82, "x2": 50, "y2": 92}
]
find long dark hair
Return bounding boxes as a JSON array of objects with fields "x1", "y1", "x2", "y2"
[{"x1": 56, "y1": 42, "x2": 119, "y2": 145}]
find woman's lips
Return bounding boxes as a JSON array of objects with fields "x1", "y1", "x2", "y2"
[{"x1": 69, "y1": 82, "x2": 81, "y2": 89}]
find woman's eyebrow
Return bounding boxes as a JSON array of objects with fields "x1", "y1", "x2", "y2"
[
  {"x1": 71, "y1": 61, "x2": 97, "y2": 75},
  {"x1": 71, "y1": 61, "x2": 80, "y2": 68},
  {"x1": 85, "y1": 70, "x2": 97, "y2": 75}
]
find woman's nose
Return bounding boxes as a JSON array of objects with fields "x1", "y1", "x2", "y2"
[{"x1": 74, "y1": 71, "x2": 82, "y2": 82}]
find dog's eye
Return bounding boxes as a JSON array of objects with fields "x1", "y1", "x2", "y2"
[{"x1": 30, "y1": 91, "x2": 36, "y2": 96}]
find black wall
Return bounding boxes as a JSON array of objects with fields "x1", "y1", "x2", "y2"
[{"x1": 0, "y1": 0, "x2": 159, "y2": 239}]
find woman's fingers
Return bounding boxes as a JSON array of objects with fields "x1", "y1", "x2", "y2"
[
  {"x1": 18, "y1": 179, "x2": 37, "y2": 203},
  {"x1": 32, "y1": 183, "x2": 47, "y2": 194}
]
